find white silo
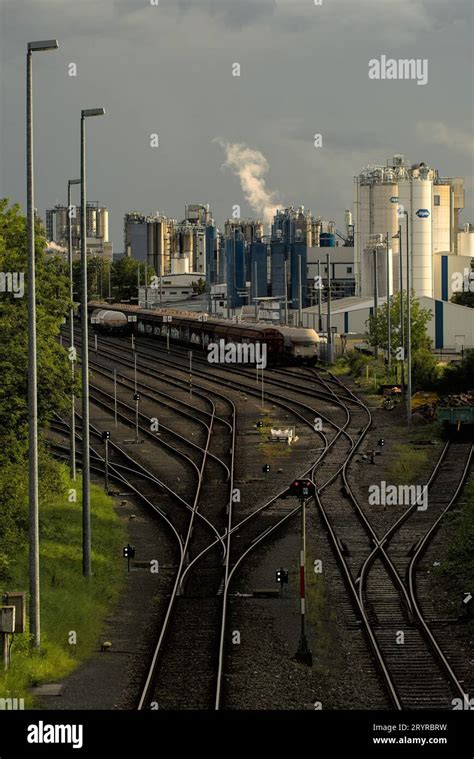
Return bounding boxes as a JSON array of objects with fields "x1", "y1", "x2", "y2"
[
  {"x1": 411, "y1": 177, "x2": 433, "y2": 297},
  {"x1": 354, "y1": 165, "x2": 400, "y2": 296}
]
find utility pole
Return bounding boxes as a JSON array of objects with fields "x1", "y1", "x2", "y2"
[
  {"x1": 296, "y1": 495, "x2": 312, "y2": 666},
  {"x1": 406, "y1": 215, "x2": 412, "y2": 426},
  {"x1": 373, "y1": 245, "x2": 379, "y2": 360},
  {"x1": 397, "y1": 223, "x2": 405, "y2": 395},
  {"x1": 189, "y1": 350, "x2": 193, "y2": 397},
  {"x1": 298, "y1": 254, "x2": 303, "y2": 327},
  {"x1": 80, "y1": 107, "x2": 105, "y2": 578},
  {"x1": 386, "y1": 233, "x2": 391, "y2": 372},
  {"x1": 144, "y1": 262, "x2": 148, "y2": 309},
  {"x1": 67, "y1": 178, "x2": 80, "y2": 481},
  {"x1": 113, "y1": 369, "x2": 117, "y2": 428},
  {"x1": 317, "y1": 259, "x2": 322, "y2": 332},
  {"x1": 27, "y1": 38, "x2": 59, "y2": 648},
  {"x1": 326, "y1": 250, "x2": 332, "y2": 362},
  {"x1": 254, "y1": 261, "x2": 258, "y2": 321}
]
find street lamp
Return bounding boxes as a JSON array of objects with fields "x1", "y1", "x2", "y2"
[
  {"x1": 404, "y1": 213, "x2": 412, "y2": 426},
  {"x1": 27, "y1": 38, "x2": 59, "y2": 649},
  {"x1": 80, "y1": 107, "x2": 105, "y2": 577},
  {"x1": 385, "y1": 233, "x2": 391, "y2": 372},
  {"x1": 67, "y1": 179, "x2": 80, "y2": 481}
]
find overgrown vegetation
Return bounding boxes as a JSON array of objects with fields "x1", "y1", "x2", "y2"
[
  {"x1": 437, "y1": 477, "x2": 474, "y2": 633},
  {"x1": 0, "y1": 199, "x2": 126, "y2": 701},
  {"x1": 72, "y1": 256, "x2": 156, "y2": 303},
  {"x1": 0, "y1": 475, "x2": 125, "y2": 705},
  {"x1": 386, "y1": 443, "x2": 429, "y2": 484},
  {"x1": 340, "y1": 290, "x2": 474, "y2": 395}
]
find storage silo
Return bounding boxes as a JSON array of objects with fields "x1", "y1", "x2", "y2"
[{"x1": 411, "y1": 177, "x2": 433, "y2": 297}]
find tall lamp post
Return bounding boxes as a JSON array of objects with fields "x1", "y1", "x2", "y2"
[
  {"x1": 372, "y1": 244, "x2": 379, "y2": 360},
  {"x1": 385, "y1": 233, "x2": 391, "y2": 372},
  {"x1": 80, "y1": 107, "x2": 105, "y2": 577},
  {"x1": 405, "y1": 212, "x2": 412, "y2": 426},
  {"x1": 67, "y1": 178, "x2": 80, "y2": 481},
  {"x1": 27, "y1": 38, "x2": 59, "y2": 649}
]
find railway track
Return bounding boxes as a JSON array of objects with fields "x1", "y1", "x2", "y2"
[{"x1": 61, "y1": 328, "x2": 472, "y2": 710}]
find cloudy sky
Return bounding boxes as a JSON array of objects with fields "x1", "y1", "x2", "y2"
[{"x1": 0, "y1": 0, "x2": 472, "y2": 251}]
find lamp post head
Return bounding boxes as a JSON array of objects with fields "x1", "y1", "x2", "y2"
[
  {"x1": 81, "y1": 108, "x2": 105, "y2": 118},
  {"x1": 28, "y1": 40, "x2": 59, "y2": 52},
  {"x1": 69, "y1": 179, "x2": 81, "y2": 186}
]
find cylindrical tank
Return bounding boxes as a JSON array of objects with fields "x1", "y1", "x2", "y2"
[
  {"x1": 411, "y1": 178, "x2": 433, "y2": 297},
  {"x1": 182, "y1": 228, "x2": 193, "y2": 256},
  {"x1": 458, "y1": 228, "x2": 474, "y2": 257},
  {"x1": 320, "y1": 233, "x2": 336, "y2": 247},
  {"x1": 345, "y1": 209, "x2": 353, "y2": 231},
  {"x1": 97, "y1": 208, "x2": 109, "y2": 242}
]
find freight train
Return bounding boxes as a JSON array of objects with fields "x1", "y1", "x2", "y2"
[{"x1": 87, "y1": 302, "x2": 321, "y2": 365}]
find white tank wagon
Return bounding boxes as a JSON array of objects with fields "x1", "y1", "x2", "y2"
[{"x1": 90, "y1": 308, "x2": 129, "y2": 333}]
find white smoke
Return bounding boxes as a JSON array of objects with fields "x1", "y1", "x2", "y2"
[{"x1": 217, "y1": 140, "x2": 281, "y2": 225}]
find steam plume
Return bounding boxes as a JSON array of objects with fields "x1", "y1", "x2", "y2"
[{"x1": 217, "y1": 140, "x2": 281, "y2": 224}]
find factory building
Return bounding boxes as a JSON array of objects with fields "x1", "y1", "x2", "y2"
[
  {"x1": 354, "y1": 154, "x2": 468, "y2": 299},
  {"x1": 124, "y1": 205, "x2": 220, "y2": 281},
  {"x1": 249, "y1": 238, "x2": 269, "y2": 300},
  {"x1": 301, "y1": 295, "x2": 474, "y2": 352},
  {"x1": 307, "y1": 246, "x2": 356, "y2": 301},
  {"x1": 225, "y1": 230, "x2": 246, "y2": 309},
  {"x1": 46, "y1": 201, "x2": 111, "y2": 259},
  {"x1": 224, "y1": 218, "x2": 264, "y2": 243},
  {"x1": 272, "y1": 206, "x2": 315, "y2": 246}
]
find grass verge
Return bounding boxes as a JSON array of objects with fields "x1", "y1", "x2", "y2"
[
  {"x1": 0, "y1": 473, "x2": 126, "y2": 707},
  {"x1": 437, "y1": 476, "x2": 474, "y2": 633},
  {"x1": 386, "y1": 443, "x2": 429, "y2": 484}
]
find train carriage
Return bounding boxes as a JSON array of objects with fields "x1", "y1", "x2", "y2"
[{"x1": 87, "y1": 302, "x2": 320, "y2": 365}]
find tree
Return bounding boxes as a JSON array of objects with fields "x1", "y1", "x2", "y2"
[
  {"x1": 437, "y1": 349, "x2": 474, "y2": 394},
  {"x1": 411, "y1": 348, "x2": 440, "y2": 391},
  {"x1": 109, "y1": 257, "x2": 154, "y2": 302},
  {"x1": 192, "y1": 278, "x2": 207, "y2": 295},
  {"x1": 366, "y1": 291, "x2": 432, "y2": 358},
  {"x1": 0, "y1": 199, "x2": 74, "y2": 462}
]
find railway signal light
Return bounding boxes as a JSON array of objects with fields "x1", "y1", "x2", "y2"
[
  {"x1": 378, "y1": 438, "x2": 385, "y2": 449},
  {"x1": 276, "y1": 567, "x2": 289, "y2": 597},
  {"x1": 288, "y1": 479, "x2": 315, "y2": 499},
  {"x1": 133, "y1": 392, "x2": 140, "y2": 402},
  {"x1": 123, "y1": 544, "x2": 135, "y2": 574},
  {"x1": 101, "y1": 431, "x2": 110, "y2": 441},
  {"x1": 275, "y1": 568, "x2": 288, "y2": 583},
  {"x1": 256, "y1": 421, "x2": 263, "y2": 428}
]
